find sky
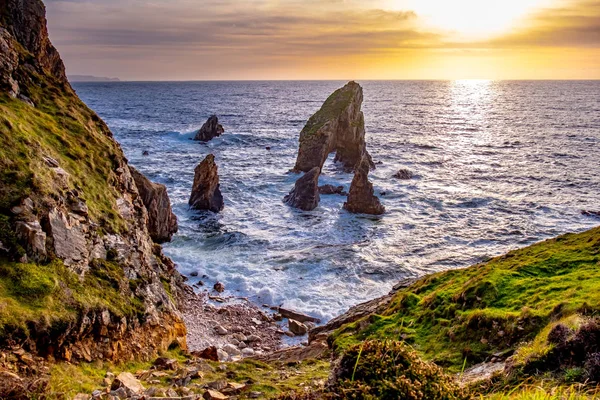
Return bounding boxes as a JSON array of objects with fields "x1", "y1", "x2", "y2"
[{"x1": 45, "y1": 0, "x2": 600, "y2": 80}]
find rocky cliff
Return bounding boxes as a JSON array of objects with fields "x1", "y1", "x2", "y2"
[
  {"x1": 292, "y1": 81, "x2": 374, "y2": 173},
  {"x1": 0, "y1": 0, "x2": 186, "y2": 363}
]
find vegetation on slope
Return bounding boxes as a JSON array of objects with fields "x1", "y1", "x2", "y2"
[
  {"x1": 331, "y1": 226, "x2": 600, "y2": 379},
  {"x1": 300, "y1": 82, "x2": 359, "y2": 138}
]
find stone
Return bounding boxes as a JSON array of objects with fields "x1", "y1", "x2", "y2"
[
  {"x1": 207, "y1": 379, "x2": 228, "y2": 391},
  {"x1": 14, "y1": 220, "x2": 46, "y2": 261},
  {"x1": 214, "y1": 282, "x2": 225, "y2": 293},
  {"x1": 318, "y1": 184, "x2": 347, "y2": 196},
  {"x1": 214, "y1": 325, "x2": 228, "y2": 335},
  {"x1": 222, "y1": 344, "x2": 240, "y2": 356},
  {"x1": 343, "y1": 155, "x2": 385, "y2": 215},
  {"x1": 283, "y1": 167, "x2": 321, "y2": 211},
  {"x1": 293, "y1": 81, "x2": 374, "y2": 173},
  {"x1": 111, "y1": 372, "x2": 145, "y2": 396},
  {"x1": 393, "y1": 169, "x2": 413, "y2": 180},
  {"x1": 288, "y1": 319, "x2": 308, "y2": 336},
  {"x1": 217, "y1": 349, "x2": 229, "y2": 362},
  {"x1": 203, "y1": 389, "x2": 228, "y2": 400},
  {"x1": 194, "y1": 115, "x2": 225, "y2": 142},
  {"x1": 48, "y1": 207, "x2": 89, "y2": 268},
  {"x1": 73, "y1": 394, "x2": 90, "y2": 400},
  {"x1": 275, "y1": 307, "x2": 320, "y2": 324},
  {"x1": 189, "y1": 154, "x2": 224, "y2": 213},
  {"x1": 246, "y1": 334, "x2": 261, "y2": 342},
  {"x1": 241, "y1": 348, "x2": 255, "y2": 357},
  {"x1": 142, "y1": 150, "x2": 150, "y2": 156},
  {"x1": 153, "y1": 357, "x2": 178, "y2": 370},
  {"x1": 130, "y1": 166, "x2": 178, "y2": 243},
  {"x1": 233, "y1": 333, "x2": 247, "y2": 342}
]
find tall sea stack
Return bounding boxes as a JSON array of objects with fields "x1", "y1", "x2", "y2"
[
  {"x1": 344, "y1": 155, "x2": 385, "y2": 215},
  {"x1": 189, "y1": 154, "x2": 224, "y2": 213},
  {"x1": 292, "y1": 81, "x2": 374, "y2": 173}
]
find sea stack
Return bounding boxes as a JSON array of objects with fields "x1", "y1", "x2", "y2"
[
  {"x1": 293, "y1": 81, "x2": 374, "y2": 173},
  {"x1": 130, "y1": 166, "x2": 178, "y2": 243},
  {"x1": 344, "y1": 155, "x2": 385, "y2": 215},
  {"x1": 193, "y1": 115, "x2": 224, "y2": 142},
  {"x1": 189, "y1": 154, "x2": 224, "y2": 212},
  {"x1": 284, "y1": 167, "x2": 321, "y2": 211}
]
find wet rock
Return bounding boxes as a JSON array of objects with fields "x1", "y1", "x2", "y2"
[
  {"x1": 293, "y1": 81, "x2": 374, "y2": 173},
  {"x1": 318, "y1": 184, "x2": 347, "y2": 196},
  {"x1": 288, "y1": 319, "x2": 308, "y2": 336},
  {"x1": 189, "y1": 154, "x2": 224, "y2": 213},
  {"x1": 283, "y1": 167, "x2": 321, "y2": 211},
  {"x1": 203, "y1": 389, "x2": 228, "y2": 400},
  {"x1": 130, "y1": 166, "x2": 178, "y2": 243},
  {"x1": 111, "y1": 372, "x2": 145, "y2": 396},
  {"x1": 214, "y1": 282, "x2": 225, "y2": 293},
  {"x1": 393, "y1": 168, "x2": 413, "y2": 180},
  {"x1": 275, "y1": 307, "x2": 320, "y2": 324},
  {"x1": 582, "y1": 210, "x2": 600, "y2": 217},
  {"x1": 194, "y1": 115, "x2": 225, "y2": 142},
  {"x1": 142, "y1": 150, "x2": 149, "y2": 156},
  {"x1": 344, "y1": 155, "x2": 385, "y2": 215}
]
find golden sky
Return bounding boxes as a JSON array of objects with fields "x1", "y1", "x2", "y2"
[{"x1": 45, "y1": 0, "x2": 600, "y2": 80}]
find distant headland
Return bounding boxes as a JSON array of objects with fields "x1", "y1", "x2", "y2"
[{"x1": 68, "y1": 74, "x2": 121, "y2": 82}]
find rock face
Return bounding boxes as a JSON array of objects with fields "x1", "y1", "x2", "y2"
[
  {"x1": 194, "y1": 115, "x2": 224, "y2": 142},
  {"x1": 130, "y1": 166, "x2": 178, "y2": 244},
  {"x1": 283, "y1": 167, "x2": 321, "y2": 211},
  {"x1": 0, "y1": 0, "x2": 187, "y2": 363},
  {"x1": 344, "y1": 155, "x2": 385, "y2": 215},
  {"x1": 293, "y1": 81, "x2": 374, "y2": 173},
  {"x1": 189, "y1": 154, "x2": 224, "y2": 212}
]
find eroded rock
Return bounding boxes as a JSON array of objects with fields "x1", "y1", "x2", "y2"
[
  {"x1": 194, "y1": 115, "x2": 224, "y2": 142},
  {"x1": 318, "y1": 184, "x2": 347, "y2": 196},
  {"x1": 283, "y1": 167, "x2": 320, "y2": 211},
  {"x1": 293, "y1": 81, "x2": 374, "y2": 173},
  {"x1": 130, "y1": 166, "x2": 178, "y2": 243},
  {"x1": 189, "y1": 154, "x2": 224, "y2": 213},
  {"x1": 288, "y1": 319, "x2": 308, "y2": 336},
  {"x1": 344, "y1": 155, "x2": 385, "y2": 215}
]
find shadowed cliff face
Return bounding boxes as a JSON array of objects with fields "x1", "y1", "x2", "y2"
[{"x1": 0, "y1": 0, "x2": 186, "y2": 362}]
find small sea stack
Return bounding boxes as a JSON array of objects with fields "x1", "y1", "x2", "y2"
[
  {"x1": 193, "y1": 115, "x2": 224, "y2": 142},
  {"x1": 284, "y1": 167, "x2": 321, "y2": 211},
  {"x1": 292, "y1": 81, "x2": 374, "y2": 173},
  {"x1": 130, "y1": 166, "x2": 178, "y2": 243},
  {"x1": 189, "y1": 154, "x2": 224, "y2": 212},
  {"x1": 344, "y1": 155, "x2": 385, "y2": 215}
]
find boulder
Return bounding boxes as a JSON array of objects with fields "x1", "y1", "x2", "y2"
[
  {"x1": 318, "y1": 184, "x2": 347, "y2": 196},
  {"x1": 189, "y1": 154, "x2": 224, "y2": 213},
  {"x1": 203, "y1": 389, "x2": 228, "y2": 400},
  {"x1": 288, "y1": 319, "x2": 308, "y2": 336},
  {"x1": 194, "y1": 346, "x2": 219, "y2": 362},
  {"x1": 344, "y1": 155, "x2": 385, "y2": 215},
  {"x1": 130, "y1": 166, "x2": 178, "y2": 244},
  {"x1": 111, "y1": 372, "x2": 145, "y2": 396},
  {"x1": 14, "y1": 220, "x2": 46, "y2": 261},
  {"x1": 274, "y1": 307, "x2": 320, "y2": 324},
  {"x1": 292, "y1": 81, "x2": 374, "y2": 173},
  {"x1": 393, "y1": 169, "x2": 413, "y2": 180},
  {"x1": 194, "y1": 115, "x2": 224, "y2": 142},
  {"x1": 283, "y1": 167, "x2": 320, "y2": 211}
]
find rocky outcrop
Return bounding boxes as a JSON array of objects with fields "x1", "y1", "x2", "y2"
[
  {"x1": 318, "y1": 184, "x2": 347, "y2": 196},
  {"x1": 393, "y1": 169, "x2": 413, "y2": 180},
  {"x1": 130, "y1": 166, "x2": 178, "y2": 244},
  {"x1": 193, "y1": 115, "x2": 224, "y2": 142},
  {"x1": 189, "y1": 154, "x2": 224, "y2": 212},
  {"x1": 343, "y1": 155, "x2": 385, "y2": 215},
  {"x1": 292, "y1": 81, "x2": 374, "y2": 173},
  {"x1": 283, "y1": 167, "x2": 321, "y2": 211},
  {"x1": 0, "y1": 0, "x2": 186, "y2": 364}
]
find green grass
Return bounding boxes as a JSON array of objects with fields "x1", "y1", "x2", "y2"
[
  {"x1": 331, "y1": 227, "x2": 600, "y2": 371},
  {"x1": 0, "y1": 258, "x2": 145, "y2": 342}
]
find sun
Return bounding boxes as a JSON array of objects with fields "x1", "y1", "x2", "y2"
[{"x1": 390, "y1": 0, "x2": 553, "y2": 39}]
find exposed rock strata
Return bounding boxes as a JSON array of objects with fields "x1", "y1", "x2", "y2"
[
  {"x1": 283, "y1": 167, "x2": 321, "y2": 211},
  {"x1": 0, "y1": 0, "x2": 186, "y2": 362},
  {"x1": 130, "y1": 166, "x2": 178, "y2": 244},
  {"x1": 193, "y1": 115, "x2": 224, "y2": 142},
  {"x1": 189, "y1": 154, "x2": 224, "y2": 213},
  {"x1": 293, "y1": 81, "x2": 374, "y2": 173},
  {"x1": 343, "y1": 155, "x2": 385, "y2": 215}
]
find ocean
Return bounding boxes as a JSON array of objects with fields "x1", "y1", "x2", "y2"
[{"x1": 73, "y1": 80, "x2": 600, "y2": 321}]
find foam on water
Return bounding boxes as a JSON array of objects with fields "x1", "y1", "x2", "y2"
[{"x1": 74, "y1": 80, "x2": 600, "y2": 321}]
